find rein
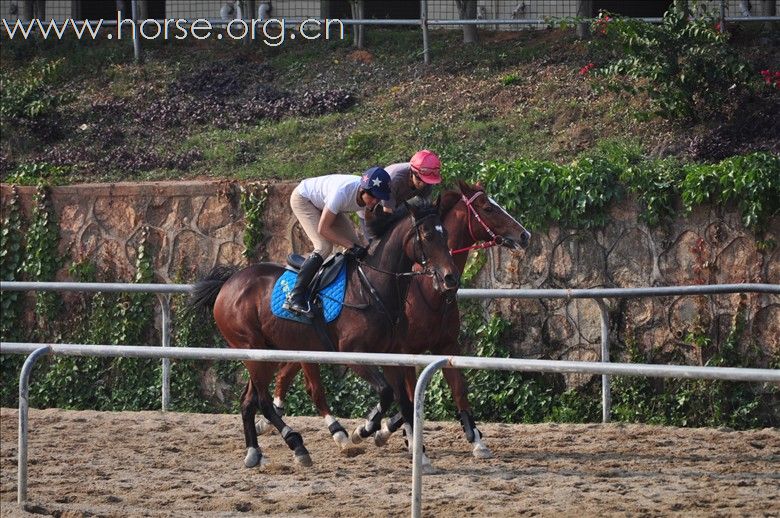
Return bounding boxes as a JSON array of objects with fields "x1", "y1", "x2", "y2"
[
  {"x1": 450, "y1": 191, "x2": 503, "y2": 255},
  {"x1": 349, "y1": 212, "x2": 440, "y2": 324}
]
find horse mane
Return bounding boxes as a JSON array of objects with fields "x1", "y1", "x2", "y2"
[{"x1": 367, "y1": 196, "x2": 437, "y2": 238}]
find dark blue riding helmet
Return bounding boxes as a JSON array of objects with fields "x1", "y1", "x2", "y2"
[{"x1": 360, "y1": 166, "x2": 391, "y2": 200}]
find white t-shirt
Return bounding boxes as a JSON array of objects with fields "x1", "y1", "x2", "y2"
[{"x1": 297, "y1": 174, "x2": 365, "y2": 219}]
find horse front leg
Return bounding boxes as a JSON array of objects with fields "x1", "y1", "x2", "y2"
[
  {"x1": 384, "y1": 366, "x2": 434, "y2": 472},
  {"x1": 346, "y1": 365, "x2": 394, "y2": 444},
  {"x1": 256, "y1": 361, "x2": 301, "y2": 435},
  {"x1": 300, "y1": 363, "x2": 350, "y2": 449},
  {"x1": 373, "y1": 366, "x2": 416, "y2": 447},
  {"x1": 443, "y1": 366, "x2": 492, "y2": 459}
]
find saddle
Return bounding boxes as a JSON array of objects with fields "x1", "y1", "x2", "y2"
[
  {"x1": 286, "y1": 253, "x2": 346, "y2": 294},
  {"x1": 270, "y1": 253, "x2": 348, "y2": 326}
]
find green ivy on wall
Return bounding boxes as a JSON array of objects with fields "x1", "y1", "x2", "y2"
[
  {"x1": 443, "y1": 145, "x2": 780, "y2": 233},
  {"x1": 240, "y1": 182, "x2": 269, "y2": 262},
  {"x1": 22, "y1": 185, "x2": 62, "y2": 340},
  {"x1": 0, "y1": 186, "x2": 24, "y2": 339}
]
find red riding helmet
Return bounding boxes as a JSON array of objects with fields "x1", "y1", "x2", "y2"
[{"x1": 410, "y1": 150, "x2": 442, "y2": 185}]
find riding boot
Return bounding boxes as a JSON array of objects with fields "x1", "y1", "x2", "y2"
[{"x1": 283, "y1": 252, "x2": 324, "y2": 317}]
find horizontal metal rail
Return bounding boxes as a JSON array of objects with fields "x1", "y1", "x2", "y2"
[
  {"x1": 3, "y1": 342, "x2": 779, "y2": 381},
  {"x1": 3, "y1": 281, "x2": 778, "y2": 419},
  {"x1": 3, "y1": 281, "x2": 777, "y2": 297},
  {"x1": 3, "y1": 342, "x2": 778, "y2": 514}
]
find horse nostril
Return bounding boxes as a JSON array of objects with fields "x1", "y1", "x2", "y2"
[
  {"x1": 443, "y1": 274, "x2": 459, "y2": 290},
  {"x1": 520, "y1": 231, "x2": 531, "y2": 248}
]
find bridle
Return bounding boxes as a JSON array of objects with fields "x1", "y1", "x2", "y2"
[
  {"x1": 350, "y1": 211, "x2": 447, "y2": 325},
  {"x1": 451, "y1": 191, "x2": 504, "y2": 255},
  {"x1": 357, "y1": 211, "x2": 441, "y2": 280}
]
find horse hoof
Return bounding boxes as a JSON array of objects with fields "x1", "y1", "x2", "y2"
[
  {"x1": 350, "y1": 428, "x2": 364, "y2": 445},
  {"x1": 333, "y1": 431, "x2": 351, "y2": 450},
  {"x1": 473, "y1": 444, "x2": 493, "y2": 459},
  {"x1": 374, "y1": 429, "x2": 391, "y2": 447},
  {"x1": 295, "y1": 453, "x2": 313, "y2": 467},
  {"x1": 256, "y1": 417, "x2": 273, "y2": 436},
  {"x1": 421, "y1": 455, "x2": 436, "y2": 475},
  {"x1": 244, "y1": 447, "x2": 266, "y2": 468}
]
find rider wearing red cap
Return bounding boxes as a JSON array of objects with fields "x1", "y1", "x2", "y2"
[{"x1": 380, "y1": 149, "x2": 442, "y2": 213}]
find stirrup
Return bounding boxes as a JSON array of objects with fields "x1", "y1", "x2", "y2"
[{"x1": 283, "y1": 297, "x2": 313, "y2": 317}]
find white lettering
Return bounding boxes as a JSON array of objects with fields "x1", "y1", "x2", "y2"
[
  {"x1": 2, "y1": 18, "x2": 36, "y2": 39},
  {"x1": 190, "y1": 18, "x2": 212, "y2": 40},
  {"x1": 116, "y1": 11, "x2": 136, "y2": 40},
  {"x1": 325, "y1": 19, "x2": 344, "y2": 40},
  {"x1": 262, "y1": 18, "x2": 285, "y2": 47},
  {"x1": 226, "y1": 18, "x2": 248, "y2": 39},
  {"x1": 70, "y1": 18, "x2": 102, "y2": 39},
  {"x1": 139, "y1": 19, "x2": 162, "y2": 39},
  {"x1": 300, "y1": 19, "x2": 321, "y2": 40},
  {"x1": 37, "y1": 19, "x2": 69, "y2": 39}
]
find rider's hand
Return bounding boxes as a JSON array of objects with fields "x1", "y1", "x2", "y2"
[{"x1": 346, "y1": 244, "x2": 368, "y2": 260}]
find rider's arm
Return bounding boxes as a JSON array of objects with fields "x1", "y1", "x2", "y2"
[{"x1": 318, "y1": 209, "x2": 360, "y2": 249}]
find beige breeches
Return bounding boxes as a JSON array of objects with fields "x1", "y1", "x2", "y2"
[{"x1": 290, "y1": 186, "x2": 360, "y2": 258}]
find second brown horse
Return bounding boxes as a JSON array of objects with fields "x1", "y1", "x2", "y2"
[{"x1": 265, "y1": 181, "x2": 531, "y2": 465}]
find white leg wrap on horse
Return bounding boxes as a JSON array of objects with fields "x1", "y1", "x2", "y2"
[
  {"x1": 256, "y1": 416, "x2": 272, "y2": 435},
  {"x1": 472, "y1": 432, "x2": 493, "y2": 459},
  {"x1": 373, "y1": 419, "x2": 392, "y2": 447},
  {"x1": 325, "y1": 415, "x2": 350, "y2": 449},
  {"x1": 402, "y1": 423, "x2": 414, "y2": 452},
  {"x1": 273, "y1": 397, "x2": 284, "y2": 410},
  {"x1": 244, "y1": 447, "x2": 267, "y2": 468}
]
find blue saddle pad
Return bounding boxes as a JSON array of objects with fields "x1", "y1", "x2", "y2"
[{"x1": 270, "y1": 263, "x2": 347, "y2": 324}]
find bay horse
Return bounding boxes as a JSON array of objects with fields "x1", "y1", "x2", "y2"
[
  {"x1": 189, "y1": 197, "x2": 459, "y2": 468},
  {"x1": 265, "y1": 181, "x2": 531, "y2": 462}
]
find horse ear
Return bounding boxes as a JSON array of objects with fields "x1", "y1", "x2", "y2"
[
  {"x1": 458, "y1": 179, "x2": 474, "y2": 195},
  {"x1": 434, "y1": 193, "x2": 442, "y2": 209}
]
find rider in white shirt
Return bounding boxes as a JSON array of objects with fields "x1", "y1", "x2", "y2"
[{"x1": 284, "y1": 167, "x2": 392, "y2": 317}]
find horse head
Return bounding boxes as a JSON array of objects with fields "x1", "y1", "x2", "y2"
[
  {"x1": 405, "y1": 197, "x2": 460, "y2": 293},
  {"x1": 456, "y1": 180, "x2": 531, "y2": 251},
  {"x1": 367, "y1": 197, "x2": 459, "y2": 294}
]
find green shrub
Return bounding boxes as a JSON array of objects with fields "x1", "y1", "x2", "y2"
[
  {"x1": 586, "y1": 0, "x2": 752, "y2": 121},
  {"x1": 0, "y1": 58, "x2": 70, "y2": 125},
  {"x1": 443, "y1": 148, "x2": 779, "y2": 231}
]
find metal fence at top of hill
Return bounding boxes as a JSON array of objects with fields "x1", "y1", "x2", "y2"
[{"x1": 1, "y1": 1, "x2": 778, "y2": 64}]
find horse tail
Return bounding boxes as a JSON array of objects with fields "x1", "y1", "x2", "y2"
[{"x1": 188, "y1": 265, "x2": 239, "y2": 317}]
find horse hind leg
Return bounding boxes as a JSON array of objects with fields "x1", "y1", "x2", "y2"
[
  {"x1": 374, "y1": 366, "x2": 415, "y2": 447},
  {"x1": 347, "y1": 365, "x2": 394, "y2": 445},
  {"x1": 300, "y1": 363, "x2": 350, "y2": 450},
  {"x1": 256, "y1": 362, "x2": 300, "y2": 435},
  {"x1": 259, "y1": 398, "x2": 313, "y2": 467},
  {"x1": 244, "y1": 362, "x2": 313, "y2": 467},
  {"x1": 240, "y1": 378, "x2": 268, "y2": 468}
]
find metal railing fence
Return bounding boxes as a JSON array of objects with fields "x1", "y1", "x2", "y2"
[
  {"x1": 2, "y1": 342, "x2": 779, "y2": 517},
  {"x1": 2, "y1": 280, "x2": 778, "y2": 420},
  {"x1": 1, "y1": 0, "x2": 777, "y2": 63},
  {"x1": 2, "y1": 280, "x2": 779, "y2": 517}
]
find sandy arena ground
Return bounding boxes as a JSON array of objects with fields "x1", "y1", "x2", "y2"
[{"x1": 1, "y1": 408, "x2": 778, "y2": 517}]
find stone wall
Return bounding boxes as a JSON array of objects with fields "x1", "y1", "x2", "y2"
[{"x1": 2, "y1": 181, "x2": 777, "y2": 386}]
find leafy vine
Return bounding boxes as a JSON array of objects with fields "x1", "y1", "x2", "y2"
[{"x1": 240, "y1": 182, "x2": 269, "y2": 262}]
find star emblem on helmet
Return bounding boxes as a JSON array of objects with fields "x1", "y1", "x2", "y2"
[{"x1": 372, "y1": 178, "x2": 383, "y2": 187}]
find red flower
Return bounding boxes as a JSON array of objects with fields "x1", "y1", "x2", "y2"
[
  {"x1": 594, "y1": 15, "x2": 612, "y2": 35},
  {"x1": 759, "y1": 69, "x2": 779, "y2": 88},
  {"x1": 579, "y1": 63, "x2": 595, "y2": 76}
]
